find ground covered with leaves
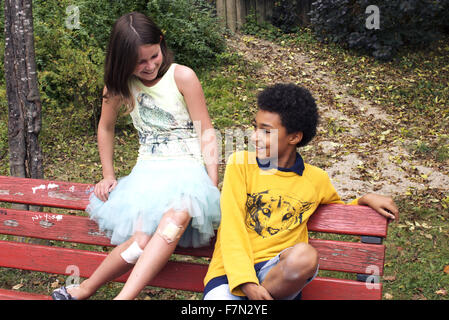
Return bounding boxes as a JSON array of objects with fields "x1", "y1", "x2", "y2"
[{"x1": 1, "y1": 29, "x2": 448, "y2": 300}]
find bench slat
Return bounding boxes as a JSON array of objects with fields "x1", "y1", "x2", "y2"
[
  {"x1": 0, "y1": 277, "x2": 381, "y2": 300},
  {"x1": 302, "y1": 276, "x2": 382, "y2": 300},
  {"x1": 0, "y1": 176, "x2": 388, "y2": 236},
  {"x1": 0, "y1": 278, "x2": 382, "y2": 301},
  {"x1": 0, "y1": 208, "x2": 384, "y2": 274},
  {"x1": 0, "y1": 208, "x2": 215, "y2": 257},
  {"x1": 0, "y1": 207, "x2": 111, "y2": 246},
  {"x1": 309, "y1": 239, "x2": 384, "y2": 275},
  {"x1": 0, "y1": 238, "x2": 382, "y2": 300},
  {"x1": 0, "y1": 240, "x2": 207, "y2": 293},
  {"x1": 308, "y1": 203, "x2": 388, "y2": 237},
  {"x1": 0, "y1": 176, "x2": 92, "y2": 210}
]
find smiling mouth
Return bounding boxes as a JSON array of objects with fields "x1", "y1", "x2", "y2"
[{"x1": 255, "y1": 145, "x2": 268, "y2": 155}]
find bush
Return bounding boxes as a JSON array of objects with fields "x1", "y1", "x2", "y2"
[
  {"x1": 0, "y1": 0, "x2": 227, "y2": 134},
  {"x1": 271, "y1": 0, "x2": 300, "y2": 33},
  {"x1": 309, "y1": 0, "x2": 449, "y2": 60},
  {"x1": 241, "y1": 12, "x2": 285, "y2": 42},
  {"x1": 147, "y1": 0, "x2": 226, "y2": 68},
  {"x1": 32, "y1": 0, "x2": 108, "y2": 132}
]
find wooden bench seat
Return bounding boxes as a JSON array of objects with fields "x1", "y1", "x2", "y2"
[{"x1": 0, "y1": 175, "x2": 388, "y2": 300}]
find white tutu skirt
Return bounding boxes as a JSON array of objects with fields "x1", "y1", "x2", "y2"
[{"x1": 86, "y1": 158, "x2": 221, "y2": 248}]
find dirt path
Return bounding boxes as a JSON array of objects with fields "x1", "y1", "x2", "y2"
[{"x1": 227, "y1": 34, "x2": 449, "y2": 200}]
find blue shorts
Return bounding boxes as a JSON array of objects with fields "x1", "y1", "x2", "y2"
[{"x1": 203, "y1": 247, "x2": 319, "y2": 300}]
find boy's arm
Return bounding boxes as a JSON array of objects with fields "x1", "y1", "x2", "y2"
[
  {"x1": 357, "y1": 193, "x2": 399, "y2": 221},
  {"x1": 220, "y1": 153, "x2": 259, "y2": 296}
]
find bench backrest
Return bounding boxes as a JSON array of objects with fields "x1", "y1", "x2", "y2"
[{"x1": 0, "y1": 176, "x2": 388, "y2": 299}]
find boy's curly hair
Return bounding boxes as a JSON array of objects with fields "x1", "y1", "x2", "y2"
[{"x1": 257, "y1": 83, "x2": 319, "y2": 147}]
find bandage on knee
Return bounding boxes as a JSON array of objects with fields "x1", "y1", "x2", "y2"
[
  {"x1": 120, "y1": 241, "x2": 144, "y2": 264},
  {"x1": 158, "y1": 220, "x2": 183, "y2": 244}
]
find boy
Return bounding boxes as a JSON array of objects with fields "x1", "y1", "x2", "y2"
[{"x1": 203, "y1": 83, "x2": 398, "y2": 300}]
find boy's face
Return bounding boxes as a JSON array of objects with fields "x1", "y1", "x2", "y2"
[{"x1": 251, "y1": 110, "x2": 301, "y2": 161}]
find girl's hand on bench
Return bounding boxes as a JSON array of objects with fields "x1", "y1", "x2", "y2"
[
  {"x1": 357, "y1": 193, "x2": 399, "y2": 222},
  {"x1": 94, "y1": 177, "x2": 117, "y2": 202}
]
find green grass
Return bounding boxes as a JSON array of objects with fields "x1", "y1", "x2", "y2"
[
  {"x1": 200, "y1": 50, "x2": 262, "y2": 129},
  {"x1": 383, "y1": 194, "x2": 449, "y2": 300}
]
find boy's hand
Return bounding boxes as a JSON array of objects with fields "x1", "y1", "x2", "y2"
[
  {"x1": 241, "y1": 283, "x2": 273, "y2": 300},
  {"x1": 358, "y1": 193, "x2": 399, "y2": 221}
]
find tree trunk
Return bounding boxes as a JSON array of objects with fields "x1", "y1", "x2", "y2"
[{"x1": 4, "y1": 0, "x2": 43, "y2": 183}]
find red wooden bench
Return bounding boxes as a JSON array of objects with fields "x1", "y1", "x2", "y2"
[{"x1": 0, "y1": 175, "x2": 389, "y2": 300}]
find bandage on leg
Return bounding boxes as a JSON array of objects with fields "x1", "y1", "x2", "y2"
[
  {"x1": 120, "y1": 241, "x2": 144, "y2": 264},
  {"x1": 157, "y1": 219, "x2": 184, "y2": 244}
]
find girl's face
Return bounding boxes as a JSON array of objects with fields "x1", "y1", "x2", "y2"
[{"x1": 133, "y1": 43, "x2": 163, "y2": 85}]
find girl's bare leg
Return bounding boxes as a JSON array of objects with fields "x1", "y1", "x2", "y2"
[
  {"x1": 67, "y1": 232, "x2": 151, "y2": 299},
  {"x1": 114, "y1": 209, "x2": 191, "y2": 300}
]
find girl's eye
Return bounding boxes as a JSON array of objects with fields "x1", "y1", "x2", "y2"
[{"x1": 151, "y1": 52, "x2": 159, "y2": 59}]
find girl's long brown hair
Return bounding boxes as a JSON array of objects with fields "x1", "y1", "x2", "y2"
[{"x1": 103, "y1": 12, "x2": 173, "y2": 113}]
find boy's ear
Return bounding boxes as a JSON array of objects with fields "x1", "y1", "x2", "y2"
[{"x1": 289, "y1": 132, "x2": 303, "y2": 145}]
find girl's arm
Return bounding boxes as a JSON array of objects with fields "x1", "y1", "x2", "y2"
[
  {"x1": 95, "y1": 87, "x2": 122, "y2": 201},
  {"x1": 174, "y1": 65, "x2": 219, "y2": 186}
]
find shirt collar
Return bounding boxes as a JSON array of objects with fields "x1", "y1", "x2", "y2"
[{"x1": 256, "y1": 152, "x2": 305, "y2": 176}]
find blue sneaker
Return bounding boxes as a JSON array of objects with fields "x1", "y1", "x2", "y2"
[{"x1": 51, "y1": 285, "x2": 78, "y2": 300}]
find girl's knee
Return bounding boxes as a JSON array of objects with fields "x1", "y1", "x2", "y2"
[
  {"x1": 157, "y1": 210, "x2": 191, "y2": 244},
  {"x1": 131, "y1": 232, "x2": 151, "y2": 250},
  {"x1": 120, "y1": 232, "x2": 150, "y2": 264},
  {"x1": 169, "y1": 209, "x2": 191, "y2": 227}
]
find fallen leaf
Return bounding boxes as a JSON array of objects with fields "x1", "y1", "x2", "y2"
[
  {"x1": 12, "y1": 283, "x2": 23, "y2": 290},
  {"x1": 384, "y1": 293, "x2": 393, "y2": 300},
  {"x1": 444, "y1": 265, "x2": 449, "y2": 274},
  {"x1": 424, "y1": 233, "x2": 433, "y2": 240},
  {"x1": 383, "y1": 275, "x2": 396, "y2": 281},
  {"x1": 435, "y1": 289, "x2": 447, "y2": 296},
  {"x1": 50, "y1": 280, "x2": 60, "y2": 288}
]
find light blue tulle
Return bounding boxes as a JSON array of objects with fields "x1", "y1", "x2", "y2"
[{"x1": 86, "y1": 158, "x2": 221, "y2": 247}]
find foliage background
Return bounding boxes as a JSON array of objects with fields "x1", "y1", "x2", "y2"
[{"x1": 309, "y1": 0, "x2": 449, "y2": 60}]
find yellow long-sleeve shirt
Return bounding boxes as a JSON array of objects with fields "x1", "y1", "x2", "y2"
[{"x1": 204, "y1": 151, "x2": 357, "y2": 296}]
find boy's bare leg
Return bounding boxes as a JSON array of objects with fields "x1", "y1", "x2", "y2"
[
  {"x1": 261, "y1": 242, "x2": 319, "y2": 299},
  {"x1": 67, "y1": 232, "x2": 151, "y2": 300},
  {"x1": 114, "y1": 209, "x2": 191, "y2": 300}
]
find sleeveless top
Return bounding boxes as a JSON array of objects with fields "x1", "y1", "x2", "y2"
[{"x1": 129, "y1": 64, "x2": 203, "y2": 163}]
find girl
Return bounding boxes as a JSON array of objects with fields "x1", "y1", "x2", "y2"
[{"x1": 52, "y1": 12, "x2": 220, "y2": 300}]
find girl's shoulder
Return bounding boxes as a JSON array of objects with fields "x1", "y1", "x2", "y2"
[
  {"x1": 173, "y1": 64, "x2": 198, "y2": 82},
  {"x1": 173, "y1": 64, "x2": 200, "y2": 94}
]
